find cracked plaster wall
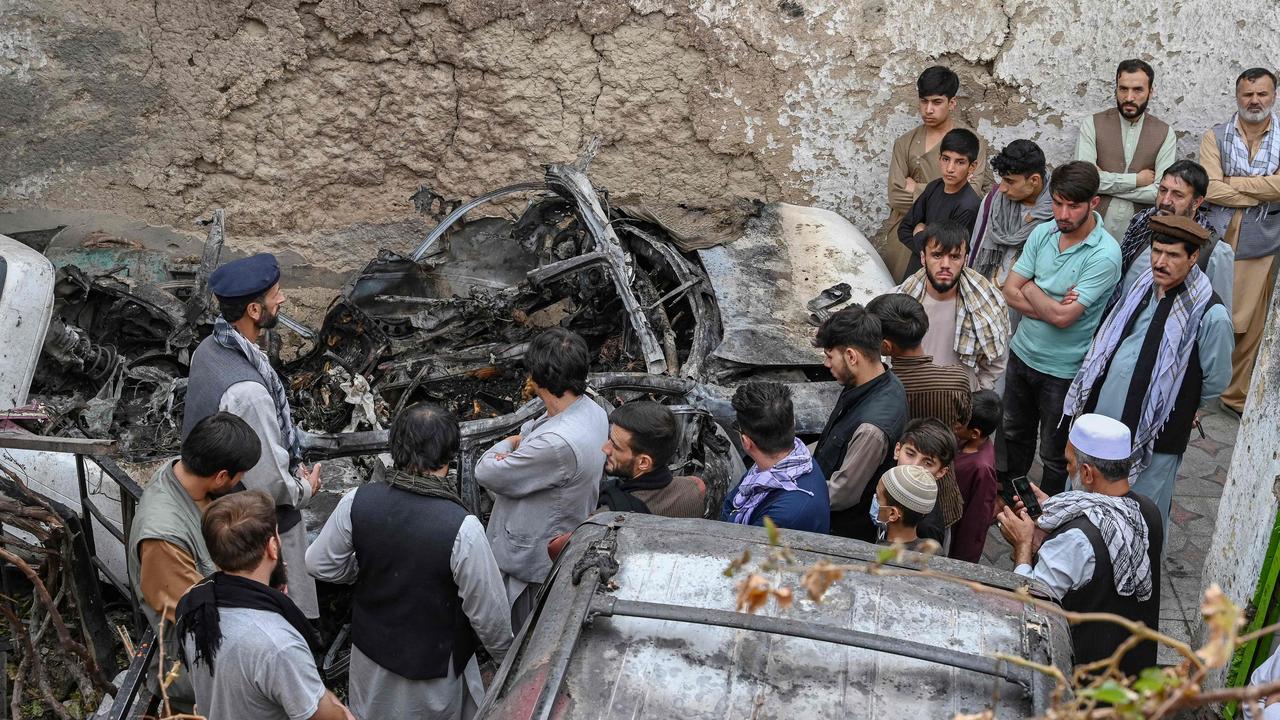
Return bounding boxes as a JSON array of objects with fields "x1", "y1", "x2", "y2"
[{"x1": 2, "y1": 0, "x2": 1278, "y2": 277}]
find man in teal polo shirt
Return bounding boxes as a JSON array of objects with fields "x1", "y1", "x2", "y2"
[{"x1": 1001, "y1": 161, "x2": 1123, "y2": 495}]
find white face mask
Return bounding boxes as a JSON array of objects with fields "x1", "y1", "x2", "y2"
[{"x1": 869, "y1": 496, "x2": 887, "y2": 540}]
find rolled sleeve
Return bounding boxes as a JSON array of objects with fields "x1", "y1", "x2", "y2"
[{"x1": 826, "y1": 423, "x2": 888, "y2": 512}]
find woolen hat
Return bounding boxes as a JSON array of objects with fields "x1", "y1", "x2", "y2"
[
  {"x1": 1149, "y1": 214, "x2": 1210, "y2": 247},
  {"x1": 1068, "y1": 413, "x2": 1132, "y2": 461},
  {"x1": 881, "y1": 465, "x2": 937, "y2": 515},
  {"x1": 208, "y1": 253, "x2": 281, "y2": 299}
]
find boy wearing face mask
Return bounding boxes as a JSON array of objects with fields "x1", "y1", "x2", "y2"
[{"x1": 870, "y1": 465, "x2": 939, "y2": 551}]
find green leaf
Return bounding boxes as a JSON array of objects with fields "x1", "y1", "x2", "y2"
[
  {"x1": 1078, "y1": 680, "x2": 1138, "y2": 706},
  {"x1": 876, "y1": 546, "x2": 899, "y2": 564},
  {"x1": 764, "y1": 516, "x2": 780, "y2": 546},
  {"x1": 1132, "y1": 667, "x2": 1175, "y2": 695}
]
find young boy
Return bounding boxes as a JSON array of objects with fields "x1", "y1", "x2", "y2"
[
  {"x1": 871, "y1": 464, "x2": 938, "y2": 552},
  {"x1": 884, "y1": 66, "x2": 989, "y2": 280},
  {"x1": 898, "y1": 128, "x2": 983, "y2": 277},
  {"x1": 948, "y1": 390, "x2": 1001, "y2": 563},
  {"x1": 893, "y1": 418, "x2": 963, "y2": 547}
]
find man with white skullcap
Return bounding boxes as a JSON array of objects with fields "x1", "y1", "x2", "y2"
[
  {"x1": 870, "y1": 465, "x2": 937, "y2": 552},
  {"x1": 996, "y1": 413, "x2": 1163, "y2": 676}
]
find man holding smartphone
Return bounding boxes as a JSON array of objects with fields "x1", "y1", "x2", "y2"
[{"x1": 995, "y1": 413, "x2": 1163, "y2": 677}]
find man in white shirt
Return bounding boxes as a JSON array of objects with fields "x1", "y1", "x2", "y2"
[{"x1": 995, "y1": 413, "x2": 1163, "y2": 676}]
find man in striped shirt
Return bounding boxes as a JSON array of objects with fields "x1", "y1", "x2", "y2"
[{"x1": 867, "y1": 293, "x2": 973, "y2": 432}]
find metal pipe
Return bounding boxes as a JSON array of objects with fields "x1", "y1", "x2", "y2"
[
  {"x1": 411, "y1": 182, "x2": 547, "y2": 262},
  {"x1": 587, "y1": 594, "x2": 1035, "y2": 690}
]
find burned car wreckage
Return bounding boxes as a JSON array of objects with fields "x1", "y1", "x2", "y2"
[{"x1": 13, "y1": 163, "x2": 894, "y2": 521}]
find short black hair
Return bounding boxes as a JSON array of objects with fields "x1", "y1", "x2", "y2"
[
  {"x1": 1150, "y1": 232, "x2": 1200, "y2": 259},
  {"x1": 967, "y1": 390, "x2": 1002, "y2": 438},
  {"x1": 217, "y1": 293, "x2": 266, "y2": 323},
  {"x1": 1237, "y1": 67, "x2": 1278, "y2": 89},
  {"x1": 731, "y1": 382, "x2": 796, "y2": 455},
  {"x1": 990, "y1": 139, "x2": 1047, "y2": 179},
  {"x1": 866, "y1": 293, "x2": 928, "y2": 351},
  {"x1": 884, "y1": 494, "x2": 928, "y2": 527},
  {"x1": 1162, "y1": 159, "x2": 1209, "y2": 198},
  {"x1": 390, "y1": 402, "x2": 460, "y2": 473},
  {"x1": 940, "y1": 128, "x2": 979, "y2": 163},
  {"x1": 1116, "y1": 59, "x2": 1155, "y2": 87},
  {"x1": 917, "y1": 65, "x2": 959, "y2": 99},
  {"x1": 526, "y1": 327, "x2": 589, "y2": 397},
  {"x1": 923, "y1": 220, "x2": 970, "y2": 256},
  {"x1": 609, "y1": 401, "x2": 678, "y2": 469},
  {"x1": 813, "y1": 304, "x2": 881, "y2": 359},
  {"x1": 1049, "y1": 160, "x2": 1100, "y2": 203},
  {"x1": 182, "y1": 412, "x2": 262, "y2": 477},
  {"x1": 900, "y1": 418, "x2": 956, "y2": 467}
]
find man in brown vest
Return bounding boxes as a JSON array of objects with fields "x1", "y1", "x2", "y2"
[{"x1": 1076, "y1": 59, "x2": 1177, "y2": 241}]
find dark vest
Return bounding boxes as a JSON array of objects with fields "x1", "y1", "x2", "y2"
[
  {"x1": 599, "y1": 479, "x2": 651, "y2": 513},
  {"x1": 1050, "y1": 491, "x2": 1162, "y2": 676},
  {"x1": 1092, "y1": 108, "x2": 1170, "y2": 218},
  {"x1": 182, "y1": 335, "x2": 303, "y2": 532},
  {"x1": 1082, "y1": 285, "x2": 1223, "y2": 455},
  {"x1": 349, "y1": 481, "x2": 478, "y2": 680},
  {"x1": 813, "y1": 371, "x2": 908, "y2": 542}
]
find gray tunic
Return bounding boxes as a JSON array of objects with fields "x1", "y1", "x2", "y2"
[
  {"x1": 222, "y1": 381, "x2": 318, "y2": 618},
  {"x1": 306, "y1": 490, "x2": 512, "y2": 720}
]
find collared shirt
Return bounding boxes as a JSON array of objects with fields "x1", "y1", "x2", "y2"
[
  {"x1": 1014, "y1": 528, "x2": 1096, "y2": 602},
  {"x1": 1076, "y1": 113, "x2": 1177, "y2": 239},
  {"x1": 1009, "y1": 215, "x2": 1122, "y2": 379}
]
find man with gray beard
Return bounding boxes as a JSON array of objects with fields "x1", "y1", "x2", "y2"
[{"x1": 1200, "y1": 67, "x2": 1280, "y2": 416}]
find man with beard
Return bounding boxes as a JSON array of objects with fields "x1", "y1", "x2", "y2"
[
  {"x1": 182, "y1": 253, "x2": 323, "y2": 619},
  {"x1": 1001, "y1": 161, "x2": 1122, "y2": 495},
  {"x1": 970, "y1": 140, "x2": 1055, "y2": 291},
  {"x1": 899, "y1": 220, "x2": 1010, "y2": 390},
  {"x1": 1200, "y1": 67, "x2": 1280, "y2": 416},
  {"x1": 598, "y1": 401, "x2": 706, "y2": 517},
  {"x1": 177, "y1": 491, "x2": 353, "y2": 720},
  {"x1": 996, "y1": 413, "x2": 1162, "y2": 677},
  {"x1": 1076, "y1": 59, "x2": 1177, "y2": 240},
  {"x1": 1110, "y1": 160, "x2": 1236, "y2": 313},
  {"x1": 127, "y1": 413, "x2": 260, "y2": 711},
  {"x1": 884, "y1": 65, "x2": 990, "y2": 280},
  {"x1": 811, "y1": 305, "x2": 908, "y2": 540},
  {"x1": 1064, "y1": 215, "x2": 1233, "y2": 531},
  {"x1": 307, "y1": 404, "x2": 512, "y2": 720}
]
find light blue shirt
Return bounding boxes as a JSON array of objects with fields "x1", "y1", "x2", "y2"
[
  {"x1": 1009, "y1": 215, "x2": 1122, "y2": 379},
  {"x1": 1015, "y1": 528, "x2": 1095, "y2": 602}
]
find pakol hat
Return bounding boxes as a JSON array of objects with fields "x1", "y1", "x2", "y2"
[
  {"x1": 208, "y1": 253, "x2": 281, "y2": 299},
  {"x1": 1068, "y1": 413, "x2": 1132, "y2": 461},
  {"x1": 1149, "y1": 214, "x2": 1210, "y2": 247},
  {"x1": 881, "y1": 465, "x2": 937, "y2": 515}
]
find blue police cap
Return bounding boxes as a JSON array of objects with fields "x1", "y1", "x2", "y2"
[{"x1": 208, "y1": 253, "x2": 281, "y2": 299}]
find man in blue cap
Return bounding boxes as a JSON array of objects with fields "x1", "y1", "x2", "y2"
[{"x1": 181, "y1": 253, "x2": 322, "y2": 619}]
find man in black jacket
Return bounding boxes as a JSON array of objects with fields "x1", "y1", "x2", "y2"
[{"x1": 811, "y1": 305, "x2": 909, "y2": 541}]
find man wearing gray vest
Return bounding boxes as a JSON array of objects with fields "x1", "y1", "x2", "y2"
[
  {"x1": 307, "y1": 403, "x2": 511, "y2": 719},
  {"x1": 181, "y1": 253, "x2": 323, "y2": 618},
  {"x1": 1076, "y1": 59, "x2": 1177, "y2": 241},
  {"x1": 475, "y1": 328, "x2": 609, "y2": 629},
  {"x1": 1200, "y1": 67, "x2": 1280, "y2": 416},
  {"x1": 127, "y1": 412, "x2": 260, "y2": 710}
]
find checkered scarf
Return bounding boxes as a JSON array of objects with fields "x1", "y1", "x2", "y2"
[
  {"x1": 1036, "y1": 491, "x2": 1152, "y2": 601},
  {"x1": 1110, "y1": 208, "x2": 1216, "y2": 312},
  {"x1": 1063, "y1": 267, "x2": 1212, "y2": 478},
  {"x1": 212, "y1": 317, "x2": 299, "y2": 461},
  {"x1": 1221, "y1": 112, "x2": 1280, "y2": 178},
  {"x1": 898, "y1": 266, "x2": 1010, "y2": 375}
]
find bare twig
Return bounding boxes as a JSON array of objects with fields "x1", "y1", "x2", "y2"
[{"x1": 0, "y1": 599, "x2": 71, "y2": 720}]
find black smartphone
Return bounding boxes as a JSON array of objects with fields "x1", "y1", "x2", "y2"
[{"x1": 1010, "y1": 475, "x2": 1043, "y2": 519}]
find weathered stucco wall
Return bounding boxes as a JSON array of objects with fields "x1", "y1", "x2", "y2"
[
  {"x1": 1201, "y1": 272, "x2": 1280, "y2": 686},
  {"x1": 2, "y1": 0, "x2": 1278, "y2": 270}
]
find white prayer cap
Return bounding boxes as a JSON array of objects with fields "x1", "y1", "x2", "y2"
[
  {"x1": 1068, "y1": 414, "x2": 1133, "y2": 461},
  {"x1": 881, "y1": 465, "x2": 937, "y2": 515}
]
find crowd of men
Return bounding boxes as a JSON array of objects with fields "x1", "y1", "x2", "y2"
[{"x1": 121, "y1": 59, "x2": 1278, "y2": 719}]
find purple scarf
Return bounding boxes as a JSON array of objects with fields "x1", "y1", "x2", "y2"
[{"x1": 730, "y1": 438, "x2": 814, "y2": 524}]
